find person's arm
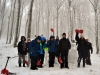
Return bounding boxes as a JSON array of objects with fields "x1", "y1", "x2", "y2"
[
  {"x1": 67, "y1": 39, "x2": 71, "y2": 50},
  {"x1": 29, "y1": 40, "x2": 34, "y2": 55},
  {"x1": 90, "y1": 43, "x2": 93, "y2": 54},
  {"x1": 18, "y1": 42, "x2": 21, "y2": 54},
  {"x1": 75, "y1": 33, "x2": 80, "y2": 42}
]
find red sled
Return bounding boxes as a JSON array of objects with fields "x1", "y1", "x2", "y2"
[
  {"x1": 75, "y1": 29, "x2": 80, "y2": 33},
  {"x1": 80, "y1": 30, "x2": 83, "y2": 34},
  {"x1": 50, "y1": 28, "x2": 54, "y2": 32},
  {"x1": 37, "y1": 60, "x2": 41, "y2": 66},
  {"x1": 58, "y1": 57, "x2": 63, "y2": 63},
  {"x1": 25, "y1": 61, "x2": 29, "y2": 66}
]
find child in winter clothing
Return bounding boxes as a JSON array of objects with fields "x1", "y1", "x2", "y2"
[
  {"x1": 38, "y1": 36, "x2": 47, "y2": 68},
  {"x1": 18, "y1": 36, "x2": 27, "y2": 67},
  {"x1": 29, "y1": 36, "x2": 41, "y2": 70},
  {"x1": 86, "y1": 39, "x2": 93, "y2": 65},
  {"x1": 26, "y1": 38, "x2": 31, "y2": 67},
  {"x1": 47, "y1": 35, "x2": 58, "y2": 67}
]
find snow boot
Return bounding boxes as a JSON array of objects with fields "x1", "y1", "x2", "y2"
[
  {"x1": 77, "y1": 62, "x2": 80, "y2": 68},
  {"x1": 23, "y1": 63, "x2": 25, "y2": 67},
  {"x1": 19, "y1": 63, "x2": 21, "y2": 67}
]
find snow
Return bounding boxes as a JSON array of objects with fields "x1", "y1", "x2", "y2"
[{"x1": 0, "y1": 42, "x2": 100, "y2": 75}]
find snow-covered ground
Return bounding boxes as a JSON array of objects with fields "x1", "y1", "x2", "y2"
[{"x1": 0, "y1": 41, "x2": 100, "y2": 75}]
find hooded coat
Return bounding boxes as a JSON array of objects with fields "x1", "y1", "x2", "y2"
[{"x1": 18, "y1": 36, "x2": 27, "y2": 55}]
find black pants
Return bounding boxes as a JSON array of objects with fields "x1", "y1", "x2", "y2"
[
  {"x1": 49, "y1": 52, "x2": 56, "y2": 67},
  {"x1": 38, "y1": 54, "x2": 44, "y2": 66},
  {"x1": 86, "y1": 51, "x2": 91, "y2": 65},
  {"x1": 30, "y1": 56, "x2": 38, "y2": 69},
  {"x1": 78, "y1": 51, "x2": 86, "y2": 67},
  {"x1": 60, "y1": 50, "x2": 69, "y2": 68}
]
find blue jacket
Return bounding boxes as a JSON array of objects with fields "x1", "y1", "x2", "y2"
[
  {"x1": 38, "y1": 42, "x2": 47, "y2": 54},
  {"x1": 29, "y1": 39, "x2": 40, "y2": 56},
  {"x1": 47, "y1": 40, "x2": 58, "y2": 52}
]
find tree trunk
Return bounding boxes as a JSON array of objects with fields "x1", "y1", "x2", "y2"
[
  {"x1": 27, "y1": 0, "x2": 34, "y2": 38},
  {"x1": 14, "y1": 0, "x2": 21, "y2": 47},
  {"x1": 9, "y1": 0, "x2": 16, "y2": 44},
  {"x1": 95, "y1": 10, "x2": 99, "y2": 54}
]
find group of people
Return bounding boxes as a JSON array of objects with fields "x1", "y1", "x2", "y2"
[{"x1": 17, "y1": 32, "x2": 93, "y2": 70}]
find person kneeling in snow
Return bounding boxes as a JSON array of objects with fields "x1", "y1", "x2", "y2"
[
  {"x1": 18, "y1": 36, "x2": 27, "y2": 67},
  {"x1": 29, "y1": 36, "x2": 41, "y2": 70}
]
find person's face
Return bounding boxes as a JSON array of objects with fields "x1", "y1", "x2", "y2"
[
  {"x1": 22, "y1": 37, "x2": 25, "y2": 41},
  {"x1": 37, "y1": 39, "x2": 41, "y2": 43},
  {"x1": 62, "y1": 35, "x2": 66, "y2": 38},
  {"x1": 80, "y1": 37, "x2": 84, "y2": 40},
  {"x1": 42, "y1": 40, "x2": 44, "y2": 42},
  {"x1": 51, "y1": 38, "x2": 54, "y2": 41}
]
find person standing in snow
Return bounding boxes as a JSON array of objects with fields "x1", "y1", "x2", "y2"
[
  {"x1": 38, "y1": 36, "x2": 47, "y2": 68},
  {"x1": 47, "y1": 35, "x2": 58, "y2": 67},
  {"x1": 86, "y1": 39, "x2": 93, "y2": 65},
  {"x1": 18, "y1": 36, "x2": 27, "y2": 67},
  {"x1": 29, "y1": 36, "x2": 41, "y2": 70},
  {"x1": 58, "y1": 33, "x2": 71, "y2": 69},
  {"x1": 26, "y1": 38, "x2": 31, "y2": 67},
  {"x1": 75, "y1": 32, "x2": 87, "y2": 68}
]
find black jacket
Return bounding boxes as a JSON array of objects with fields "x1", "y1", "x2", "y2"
[
  {"x1": 18, "y1": 41, "x2": 27, "y2": 55},
  {"x1": 87, "y1": 42, "x2": 93, "y2": 53},
  {"x1": 59, "y1": 38, "x2": 71, "y2": 53},
  {"x1": 75, "y1": 33, "x2": 87, "y2": 52}
]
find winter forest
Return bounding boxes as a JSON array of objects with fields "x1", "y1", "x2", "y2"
[
  {"x1": 0, "y1": 0, "x2": 100, "y2": 53},
  {"x1": 0, "y1": 0, "x2": 100, "y2": 75}
]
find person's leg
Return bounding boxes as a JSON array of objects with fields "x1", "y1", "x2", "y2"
[
  {"x1": 49, "y1": 52, "x2": 52, "y2": 67},
  {"x1": 18, "y1": 54, "x2": 22, "y2": 67},
  {"x1": 60, "y1": 52, "x2": 64, "y2": 68},
  {"x1": 77, "y1": 51, "x2": 82, "y2": 67},
  {"x1": 28, "y1": 53, "x2": 31, "y2": 67},
  {"x1": 52, "y1": 52, "x2": 56, "y2": 67},
  {"x1": 40, "y1": 54, "x2": 44, "y2": 67},
  {"x1": 65, "y1": 50, "x2": 69, "y2": 68},
  {"x1": 88, "y1": 51, "x2": 92, "y2": 65},
  {"x1": 22, "y1": 55, "x2": 26, "y2": 67}
]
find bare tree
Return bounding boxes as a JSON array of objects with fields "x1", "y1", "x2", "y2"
[
  {"x1": 89, "y1": 0, "x2": 100, "y2": 54},
  {"x1": 14, "y1": 0, "x2": 21, "y2": 47},
  {"x1": 27, "y1": 0, "x2": 34, "y2": 38},
  {"x1": 0, "y1": 0, "x2": 7, "y2": 38}
]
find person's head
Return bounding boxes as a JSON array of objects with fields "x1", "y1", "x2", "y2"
[
  {"x1": 56, "y1": 35, "x2": 59, "y2": 40},
  {"x1": 80, "y1": 34, "x2": 84, "y2": 40},
  {"x1": 50, "y1": 35, "x2": 55, "y2": 41},
  {"x1": 21, "y1": 36, "x2": 26, "y2": 41},
  {"x1": 36, "y1": 36, "x2": 41, "y2": 43},
  {"x1": 62, "y1": 33, "x2": 66, "y2": 38},
  {"x1": 41, "y1": 36, "x2": 46, "y2": 42},
  {"x1": 86, "y1": 39, "x2": 88, "y2": 42},
  {"x1": 27, "y1": 38, "x2": 31, "y2": 42}
]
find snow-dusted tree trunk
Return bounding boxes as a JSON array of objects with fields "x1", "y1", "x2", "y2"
[
  {"x1": 14, "y1": 0, "x2": 21, "y2": 47},
  {"x1": 0, "y1": 0, "x2": 7, "y2": 38},
  {"x1": 9, "y1": 0, "x2": 16, "y2": 44},
  {"x1": 27, "y1": 0, "x2": 34, "y2": 38},
  {"x1": 89, "y1": 0, "x2": 100, "y2": 54}
]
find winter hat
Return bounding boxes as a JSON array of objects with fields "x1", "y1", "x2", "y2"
[
  {"x1": 41, "y1": 36, "x2": 46, "y2": 42},
  {"x1": 36, "y1": 36, "x2": 41, "y2": 40},
  {"x1": 50, "y1": 35, "x2": 55, "y2": 39},
  {"x1": 62, "y1": 33, "x2": 66, "y2": 36}
]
